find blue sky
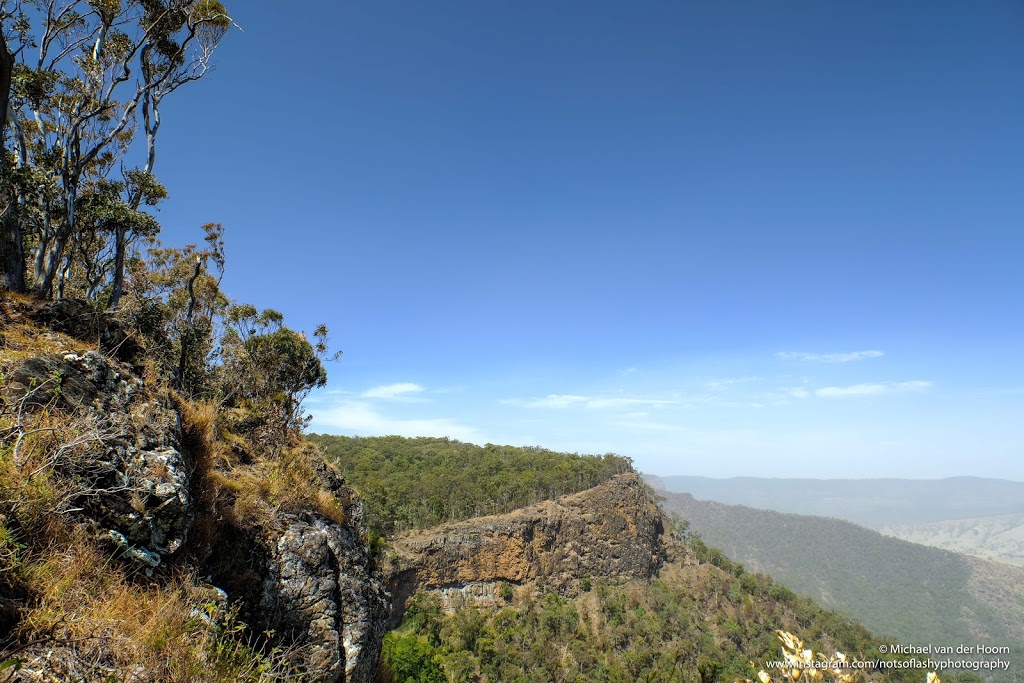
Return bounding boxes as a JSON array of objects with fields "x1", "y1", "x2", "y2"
[{"x1": 154, "y1": 1, "x2": 1023, "y2": 479}]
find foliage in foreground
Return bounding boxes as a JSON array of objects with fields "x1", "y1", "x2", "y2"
[
  {"x1": 0, "y1": 261, "x2": 340, "y2": 678},
  {"x1": 0, "y1": 452, "x2": 305, "y2": 682},
  {"x1": 742, "y1": 631, "x2": 943, "y2": 683}
]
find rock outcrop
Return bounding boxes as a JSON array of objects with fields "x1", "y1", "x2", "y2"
[
  {"x1": 261, "y1": 512, "x2": 390, "y2": 683},
  {"x1": 2, "y1": 298, "x2": 389, "y2": 682},
  {"x1": 386, "y1": 473, "x2": 666, "y2": 620},
  {"x1": 7, "y1": 350, "x2": 190, "y2": 567},
  {"x1": 30, "y1": 298, "x2": 146, "y2": 367}
]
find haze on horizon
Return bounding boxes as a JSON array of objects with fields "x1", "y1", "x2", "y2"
[{"x1": 154, "y1": 2, "x2": 1024, "y2": 480}]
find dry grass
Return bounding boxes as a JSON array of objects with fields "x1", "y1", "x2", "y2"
[
  {"x1": 0, "y1": 447, "x2": 298, "y2": 681},
  {"x1": 173, "y1": 396, "x2": 227, "y2": 563},
  {"x1": 226, "y1": 442, "x2": 347, "y2": 529},
  {"x1": 1, "y1": 306, "x2": 352, "y2": 680},
  {"x1": 0, "y1": 292, "x2": 91, "y2": 373},
  {"x1": 0, "y1": 405, "x2": 84, "y2": 542},
  {"x1": 5, "y1": 528, "x2": 305, "y2": 682},
  {"x1": 0, "y1": 381, "x2": 303, "y2": 680},
  {"x1": 169, "y1": 400, "x2": 350, "y2": 540}
]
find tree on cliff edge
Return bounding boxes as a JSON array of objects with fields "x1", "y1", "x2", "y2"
[{"x1": 0, "y1": 0, "x2": 230, "y2": 302}]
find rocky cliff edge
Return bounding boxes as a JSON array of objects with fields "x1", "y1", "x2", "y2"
[
  {"x1": 384, "y1": 472, "x2": 667, "y2": 622},
  {"x1": 0, "y1": 294, "x2": 387, "y2": 682}
]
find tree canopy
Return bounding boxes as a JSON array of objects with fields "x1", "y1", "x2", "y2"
[
  {"x1": 1, "y1": 0, "x2": 231, "y2": 302},
  {"x1": 310, "y1": 434, "x2": 634, "y2": 536}
]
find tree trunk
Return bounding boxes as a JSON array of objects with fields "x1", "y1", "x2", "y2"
[
  {"x1": 34, "y1": 184, "x2": 76, "y2": 298},
  {"x1": 109, "y1": 83, "x2": 158, "y2": 311},
  {"x1": 108, "y1": 224, "x2": 127, "y2": 309},
  {"x1": 0, "y1": 212, "x2": 24, "y2": 293},
  {"x1": 0, "y1": 33, "x2": 25, "y2": 293},
  {"x1": 0, "y1": 34, "x2": 9, "y2": 145}
]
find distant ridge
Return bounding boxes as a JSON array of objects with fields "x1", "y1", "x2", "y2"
[
  {"x1": 659, "y1": 490, "x2": 1024, "y2": 682},
  {"x1": 883, "y1": 512, "x2": 1024, "y2": 567},
  {"x1": 650, "y1": 475, "x2": 1024, "y2": 528}
]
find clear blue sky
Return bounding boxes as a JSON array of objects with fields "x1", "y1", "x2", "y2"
[{"x1": 154, "y1": 1, "x2": 1023, "y2": 479}]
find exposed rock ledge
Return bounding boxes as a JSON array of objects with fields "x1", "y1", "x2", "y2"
[
  {"x1": 385, "y1": 472, "x2": 666, "y2": 621},
  {"x1": 259, "y1": 512, "x2": 389, "y2": 683},
  {"x1": 2, "y1": 298, "x2": 387, "y2": 683}
]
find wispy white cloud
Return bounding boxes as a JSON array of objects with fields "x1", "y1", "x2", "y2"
[
  {"x1": 510, "y1": 394, "x2": 676, "y2": 410},
  {"x1": 776, "y1": 350, "x2": 885, "y2": 363},
  {"x1": 705, "y1": 376, "x2": 761, "y2": 391},
  {"x1": 610, "y1": 420, "x2": 682, "y2": 432},
  {"x1": 586, "y1": 397, "x2": 676, "y2": 409},
  {"x1": 522, "y1": 394, "x2": 590, "y2": 408},
  {"x1": 815, "y1": 380, "x2": 932, "y2": 398},
  {"x1": 360, "y1": 382, "x2": 425, "y2": 400},
  {"x1": 311, "y1": 400, "x2": 489, "y2": 443}
]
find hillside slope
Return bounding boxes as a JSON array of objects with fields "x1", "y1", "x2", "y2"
[
  {"x1": 376, "y1": 473, "x2": 921, "y2": 683},
  {"x1": 0, "y1": 294, "x2": 388, "y2": 682},
  {"x1": 659, "y1": 490, "x2": 1024, "y2": 681},
  {"x1": 377, "y1": 476, "x2": 921, "y2": 683},
  {"x1": 303, "y1": 435, "x2": 996, "y2": 682},
  {"x1": 650, "y1": 475, "x2": 1024, "y2": 528},
  {"x1": 883, "y1": 512, "x2": 1024, "y2": 567},
  {"x1": 310, "y1": 434, "x2": 632, "y2": 536}
]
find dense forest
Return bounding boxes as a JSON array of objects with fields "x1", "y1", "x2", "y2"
[
  {"x1": 305, "y1": 434, "x2": 957, "y2": 683},
  {"x1": 310, "y1": 434, "x2": 633, "y2": 536}
]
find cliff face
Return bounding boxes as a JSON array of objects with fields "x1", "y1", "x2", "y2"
[
  {"x1": 0, "y1": 295, "x2": 387, "y2": 683},
  {"x1": 385, "y1": 472, "x2": 666, "y2": 620},
  {"x1": 252, "y1": 511, "x2": 389, "y2": 683},
  {"x1": 5, "y1": 344, "x2": 192, "y2": 571}
]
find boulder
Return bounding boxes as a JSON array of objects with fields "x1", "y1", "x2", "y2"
[
  {"x1": 260, "y1": 513, "x2": 390, "y2": 683},
  {"x1": 7, "y1": 351, "x2": 191, "y2": 567}
]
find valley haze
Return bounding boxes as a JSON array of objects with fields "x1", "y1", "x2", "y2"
[{"x1": 646, "y1": 474, "x2": 1024, "y2": 528}]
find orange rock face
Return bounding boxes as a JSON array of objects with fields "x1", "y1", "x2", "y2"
[{"x1": 385, "y1": 473, "x2": 666, "y2": 619}]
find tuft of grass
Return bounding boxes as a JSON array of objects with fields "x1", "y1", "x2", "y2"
[
  {"x1": 8, "y1": 530, "x2": 306, "y2": 681},
  {"x1": 225, "y1": 442, "x2": 348, "y2": 529},
  {"x1": 0, "y1": 292, "x2": 91, "y2": 373},
  {"x1": 174, "y1": 396, "x2": 226, "y2": 562},
  {"x1": 1, "y1": 306, "x2": 357, "y2": 680},
  {"x1": 0, "y1": 367, "x2": 303, "y2": 679}
]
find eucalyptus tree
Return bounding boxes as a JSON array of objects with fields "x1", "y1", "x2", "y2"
[
  {"x1": 219, "y1": 304, "x2": 335, "y2": 452},
  {"x1": 0, "y1": 0, "x2": 231, "y2": 302},
  {"x1": 1, "y1": 30, "x2": 22, "y2": 291}
]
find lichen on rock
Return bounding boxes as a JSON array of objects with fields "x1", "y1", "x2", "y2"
[
  {"x1": 260, "y1": 514, "x2": 390, "y2": 683},
  {"x1": 6, "y1": 350, "x2": 192, "y2": 569}
]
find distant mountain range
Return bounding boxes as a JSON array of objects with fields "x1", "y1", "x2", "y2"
[
  {"x1": 647, "y1": 475, "x2": 1024, "y2": 528},
  {"x1": 883, "y1": 512, "x2": 1024, "y2": 567},
  {"x1": 657, "y1": 490, "x2": 1024, "y2": 682},
  {"x1": 646, "y1": 474, "x2": 1024, "y2": 567}
]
